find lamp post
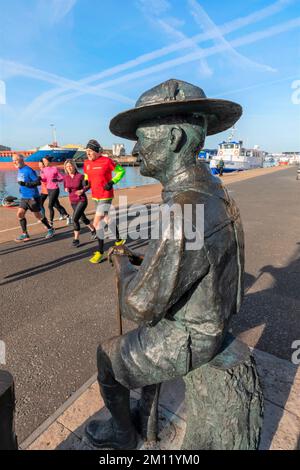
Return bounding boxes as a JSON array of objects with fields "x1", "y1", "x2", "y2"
[{"x1": 50, "y1": 124, "x2": 58, "y2": 147}]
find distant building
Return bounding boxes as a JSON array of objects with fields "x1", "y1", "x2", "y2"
[
  {"x1": 283, "y1": 152, "x2": 300, "y2": 164},
  {"x1": 112, "y1": 144, "x2": 126, "y2": 157},
  {"x1": 0, "y1": 145, "x2": 11, "y2": 151},
  {"x1": 102, "y1": 147, "x2": 113, "y2": 157}
]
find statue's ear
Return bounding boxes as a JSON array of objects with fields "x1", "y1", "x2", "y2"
[{"x1": 170, "y1": 126, "x2": 184, "y2": 152}]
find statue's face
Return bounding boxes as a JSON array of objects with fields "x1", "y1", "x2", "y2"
[{"x1": 135, "y1": 124, "x2": 170, "y2": 177}]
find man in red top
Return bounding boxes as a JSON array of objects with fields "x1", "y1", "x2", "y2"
[{"x1": 84, "y1": 139, "x2": 126, "y2": 263}]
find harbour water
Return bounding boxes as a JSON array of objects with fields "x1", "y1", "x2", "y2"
[{"x1": 0, "y1": 167, "x2": 156, "y2": 201}]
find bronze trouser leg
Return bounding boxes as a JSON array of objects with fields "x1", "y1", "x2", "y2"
[
  {"x1": 137, "y1": 384, "x2": 161, "y2": 441},
  {"x1": 97, "y1": 344, "x2": 161, "y2": 442},
  {"x1": 97, "y1": 346, "x2": 135, "y2": 434}
]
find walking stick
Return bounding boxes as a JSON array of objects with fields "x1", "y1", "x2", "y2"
[
  {"x1": 112, "y1": 251, "x2": 160, "y2": 442},
  {"x1": 115, "y1": 274, "x2": 123, "y2": 336}
]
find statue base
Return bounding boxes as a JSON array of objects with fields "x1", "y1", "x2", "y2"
[{"x1": 182, "y1": 339, "x2": 264, "y2": 450}]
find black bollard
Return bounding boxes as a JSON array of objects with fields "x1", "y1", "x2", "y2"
[{"x1": 0, "y1": 370, "x2": 18, "y2": 450}]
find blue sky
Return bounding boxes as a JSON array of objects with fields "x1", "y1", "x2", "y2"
[{"x1": 0, "y1": 0, "x2": 299, "y2": 152}]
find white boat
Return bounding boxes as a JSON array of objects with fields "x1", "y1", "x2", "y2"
[
  {"x1": 263, "y1": 155, "x2": 276, "y2": 168},
  {"x1": 210, "y1": 129, "x2": 264, "y2": 174}
]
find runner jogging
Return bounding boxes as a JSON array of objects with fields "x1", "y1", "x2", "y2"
[
  {"x1": 12, "y1": 154, "x2": 54, "y2": 242},
  {"x1": 40, "y1": 156, "x2": 71, "y2": 227},
  {"x1": 38, "y1": 159, "x2": 48, "y2": 218},
  {"x1": 83, "y1": 139, "x2": 126, "y2": 264},
  {"x1": 63, "y1": 159, "x2": 96, "y2": 247}
]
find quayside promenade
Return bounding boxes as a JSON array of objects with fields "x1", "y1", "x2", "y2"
[{"x1": 0, "y1": 165, "x2": 299, "y2": 449}]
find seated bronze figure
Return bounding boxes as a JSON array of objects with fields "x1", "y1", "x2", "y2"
[{"x1": 85, "y1": 79, "x2": 263, "y2": 450}]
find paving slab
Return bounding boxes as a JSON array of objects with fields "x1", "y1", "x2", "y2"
[{"x1": 25, "y1": 347, "x2": 300, "y2": 451}]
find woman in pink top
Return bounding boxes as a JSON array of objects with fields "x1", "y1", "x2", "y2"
[
  {"x1": 40, "y1": 156, "x2": 70, "y2": 226},
  {"x1": 38, "y1": 160, "x2": 48, "y2": 218}
]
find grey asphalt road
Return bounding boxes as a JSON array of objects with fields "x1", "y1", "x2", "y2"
[{"x1": 0, "y1": 166, "x2": 299, "y2": 442}]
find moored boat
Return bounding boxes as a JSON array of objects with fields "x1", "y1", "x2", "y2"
[
  {"x1": 0, "y1": 144, "x2": 78, "y2": 170},
  {"x1": 210, "y1": 129, "x2": 264, "y2": 174}
]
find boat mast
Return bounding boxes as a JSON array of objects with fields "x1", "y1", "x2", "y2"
[{"x1": 228, "y1": 126, "x2": 235, "y2": 143}]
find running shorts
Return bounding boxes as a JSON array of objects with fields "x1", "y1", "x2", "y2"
[
  {"x1": 19, "y1": 197, "x2": 42, "y2": 213},
  {"x1": 94, "y1": 199, "x2": 113, "y2": 216}
]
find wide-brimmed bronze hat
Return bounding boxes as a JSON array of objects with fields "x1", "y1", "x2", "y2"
[{"x1": 109, "y1": 79, "x2": 242, "y2": 140}]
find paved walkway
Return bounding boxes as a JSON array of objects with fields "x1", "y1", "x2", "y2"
[{"x1": 21, "y1": 348, "x2": 300, "y2": 450}]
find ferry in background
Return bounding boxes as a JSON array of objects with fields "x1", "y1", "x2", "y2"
[
  {"x1": 209, "y1": 129, "x2": 264, "y2": 174},
  {"x1": 0, "y1": 143, "x2": 78, "y2": 170}
]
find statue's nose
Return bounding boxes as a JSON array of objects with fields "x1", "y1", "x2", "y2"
[{"x1": 132, "y1": 142, "x2": 140, "y2": 157}]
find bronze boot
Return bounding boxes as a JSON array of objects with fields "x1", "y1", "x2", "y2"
[{"x1": 85, "y1": 382, "x2": 137, "y2": 449}]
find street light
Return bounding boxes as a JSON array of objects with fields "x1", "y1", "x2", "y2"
[{"x1": 50, "y1": 124, "x2": 57, "y2": 146}]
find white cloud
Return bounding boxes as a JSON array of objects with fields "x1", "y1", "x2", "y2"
[
  {"x1": 52, "y1": 0, "x2": 77, "y2": 22},
  {"x1": 188, "y1": 0, "x2": 276, "y2": 73},
  {"x1": 36, "y1": 0, "x2": 77, "y2": 25},
  {"x1": 141, "y1": 0, "x2": 213, "y2": 78},
  {"x1": 26, "y1": 15, "x2": 300, "y2": 119},
  {"x1": 214, "y1": 74, "x2": 299, "y2": 99},
  {"x1": 0, "y1": 80, "x2": 6, "y2": 105},
  {"x1": 156, "y1": 18, "x2": 213, "y2": 77},
  {"x1": 161, "y1": 16, "x2": 185, "y2": 29},
  {"x1": 77, "y1": 17, "x2": 300, "y2": 90},
  {"x1": 21, "y1": 0, "x2": 297, "y2": 117},
  {"x1": 137, "y1": 0, "x2": 171, "y2": 16},
  {"x1": 225, "y1": 0, "x2": 296, "y2": 32},
  {"x1": 0, "y1": 59, "x2": 134, "y2": 106}
]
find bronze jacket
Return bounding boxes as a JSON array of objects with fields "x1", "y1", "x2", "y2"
[{"x1": 118, "y1": 163, "x2": 244, "y2": 365}]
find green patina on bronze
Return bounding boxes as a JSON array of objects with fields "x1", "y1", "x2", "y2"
[{"x1": 85, "y1": 79, "x2": 263, "y2": 450}]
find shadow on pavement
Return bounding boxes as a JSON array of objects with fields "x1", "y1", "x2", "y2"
[
  {"x1": 0, "y1": 226, "x2": 74, "y2": 256},
  {"x1": 1, "y1": 238, "x2": 150, "y2": 286},
  {"x1": 232, "y1": 246, "x2": 300, "y2": 449}
]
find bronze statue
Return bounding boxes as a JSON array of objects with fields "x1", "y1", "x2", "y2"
[{"x1": 85, "y1": 79, "x2": 263, "y2": 450}]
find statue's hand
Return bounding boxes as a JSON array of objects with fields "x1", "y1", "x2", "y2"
[{"x1": 108, "y1": 245, "x2": 132, "y2": 265}]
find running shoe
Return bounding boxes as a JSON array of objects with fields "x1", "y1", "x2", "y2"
[
  {"x1": 115, "y1": 239, "x2": 126, "y2": 247},
  {"x1": 66, "y1": 216, "x2": 72, "y2": 226},
  {"x1": 15, "y1": 233, "x2": 30, "y2": 243},
  {"x1": 45, "y1": 228, "x2": 55, "y2": 239},
  {"x1": 59, "y1": 214, "x2": 66, "y2": 221},
  {"x1": 72, "y1": 239, "x2": 80, "y2": 247},
  {"x1": 89, "y1": 251, "x2": 104, "y2": 264},
  {"x1": 49, "y1": 221, "x2": 54, "y2": 228},
  {"x1": 90, "y1": 230, "x2": 97, "y2": 240}
]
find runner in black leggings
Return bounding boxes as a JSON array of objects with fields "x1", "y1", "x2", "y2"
[
  {"x1": 38, "y1": 161, "x2": 48, "y2": 218},
  {"x1": 40, "y1": 157, "x2": 71, "y2": 226},
  {"x1": 71, "y1": 200, "x2": 93, "y2": 240},
  {"x1": 39, "y1": 159, "x2": 66, "y2": 220},
  {"x1": 63, "y1": 160, "x2": 95, "y2": 246},
  {"x1": 47, "y1": 188, "x2": 69, "y2": 223}
]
